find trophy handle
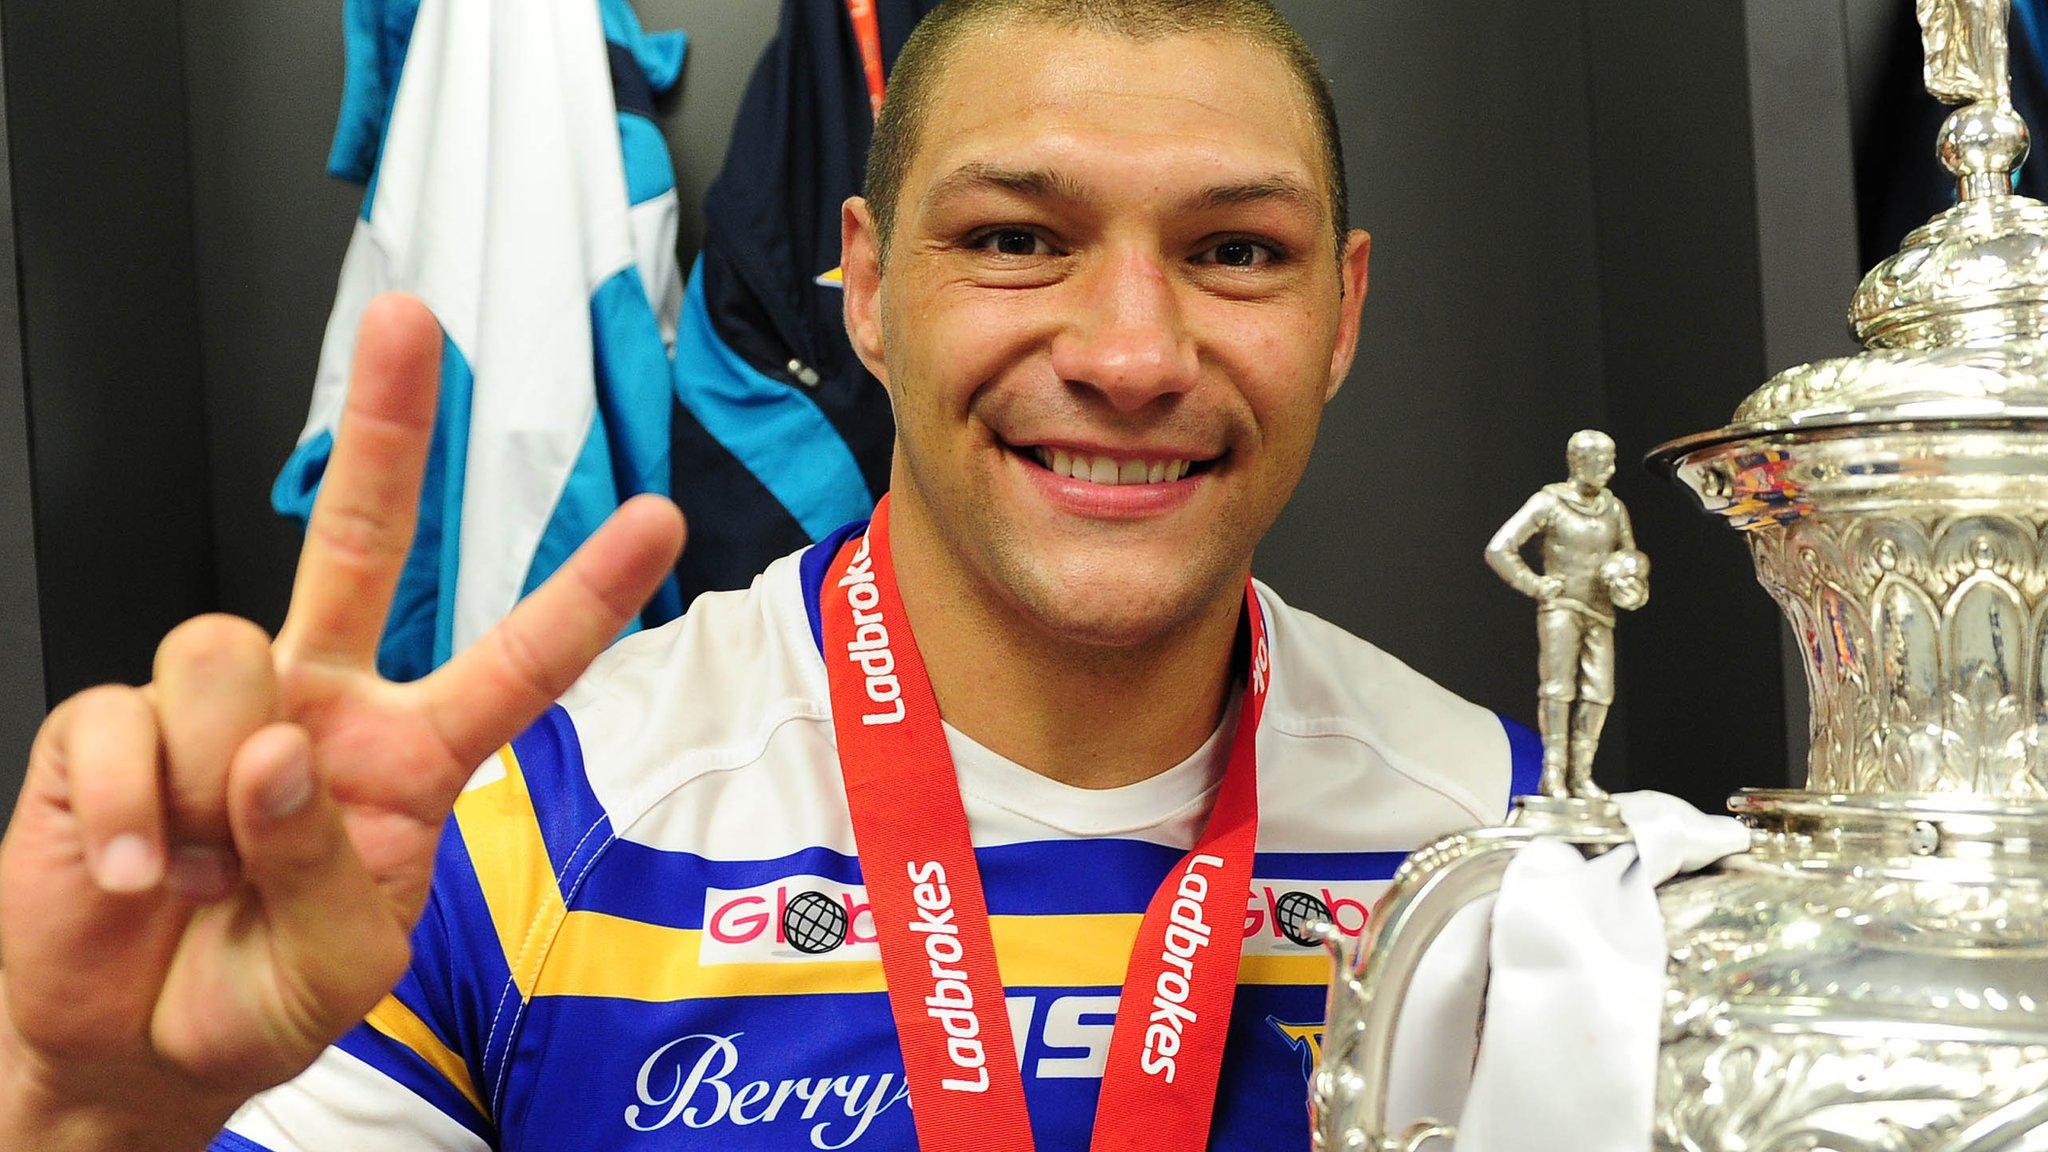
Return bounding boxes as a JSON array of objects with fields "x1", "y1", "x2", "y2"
[
  {"x1": 1312, "y1": 798, "x2": 1632, "y2": 1152},
  {"x1": 1934, "y1": 1089, "x2": 2048, "y2": 1152}
]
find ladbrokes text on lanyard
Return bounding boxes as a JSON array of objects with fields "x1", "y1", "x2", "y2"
[{"x1": 821, "y1": 495, "x2": 1269, "y2": 1152}]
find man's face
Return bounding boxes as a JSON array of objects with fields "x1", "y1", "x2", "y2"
[
  {"x1": 843, "y1": 24, "x2": 1371, "y2": 648},
  {"x1": 1569, "y1": 446, "x2": 1615, "y2": 490}
]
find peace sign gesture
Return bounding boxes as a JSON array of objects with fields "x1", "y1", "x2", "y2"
[{"x1": 0, "y1": 294, "x2": 685, "y2": 1150}]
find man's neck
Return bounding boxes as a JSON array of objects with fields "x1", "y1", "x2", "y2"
[{"x1": 882, "y1": 503, "x2": 1245, "y2": 792}]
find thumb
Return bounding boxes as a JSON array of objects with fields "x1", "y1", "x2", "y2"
[{"x1": 225, "y1": 725, "x2": 411, "y2": 1045}]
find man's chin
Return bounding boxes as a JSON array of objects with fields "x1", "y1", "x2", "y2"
[{"x1": 1003, "y1": 566, "x2": 1235, "y2": 651}]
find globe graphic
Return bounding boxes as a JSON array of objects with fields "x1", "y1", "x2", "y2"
[
  {"x1": 783, "y1": 891, "x2": 850, "y2": 954},
  {"x1": 1274, "y1": 890, "x2": 1333, "y2": 947}
]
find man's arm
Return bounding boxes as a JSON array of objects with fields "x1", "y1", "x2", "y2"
[
  {"x1": 0, "y1": 294, "x2": 684, "y2": 1150},
  {"x1": 1486, "y1": 492, "x2": 1555, "y2": 599}
]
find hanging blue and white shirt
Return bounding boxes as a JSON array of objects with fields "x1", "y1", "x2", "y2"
[
  {"x1": 274, "y1": 0, "x2": 687, "y2": 682},
  {"x1": 665, "y1": 0, "x2": 941, "y2": 603}
]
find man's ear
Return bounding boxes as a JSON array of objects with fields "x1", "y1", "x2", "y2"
[
  {"x1": 1324, "y1": 228, "x2": 1372, "y2": 402},
  {"x1": 841, "y1": 196, "x2": 889, "y2": 389}
]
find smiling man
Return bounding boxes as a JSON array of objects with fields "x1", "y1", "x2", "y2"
[{"x1": 0, "y1": 2, "x2": 1532, "y2": 1150}]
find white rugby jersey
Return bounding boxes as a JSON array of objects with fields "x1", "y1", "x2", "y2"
[{"x1": 215, "y1": 527, "x2": 1539, "y2": 1152}]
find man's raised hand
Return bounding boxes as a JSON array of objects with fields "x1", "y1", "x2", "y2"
[{"x1": 0, "y1": 293, "x2": 686, "y2": 1149}]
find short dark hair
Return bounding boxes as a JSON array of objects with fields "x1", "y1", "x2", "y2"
[{"x1": 864, "y1": 0, "x2": 1350, "y2": 261}]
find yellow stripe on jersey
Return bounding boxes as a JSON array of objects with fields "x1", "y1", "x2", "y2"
[
  {"x1": 365, "y1": 994, "x2": 486, "y2": 1116},
  {"x1": 992, "y1": 912, "x2": 1139, "y2": 988},
  {"x1": 1239, "y1": 953, "x2": 1338, "y2": 985},
  {"x1": 540, "y1": 911, "x2": 887, "y2": 1000},
  {"x1": 531, "y1": 909, "x2": 1333, "y2": 1000},
  {"x1": 454, "y1": 745, "x2": 568, "y2": 999}
]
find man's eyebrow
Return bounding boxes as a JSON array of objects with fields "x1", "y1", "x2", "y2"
[
  {"x1": 1189, "y1": 175, "x2": 1323, "y2": 216},
  {"x1": 921, "y1": 163, "x2": 1090, "y2": 209}
]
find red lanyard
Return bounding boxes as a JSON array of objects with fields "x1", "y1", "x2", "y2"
[
  {"x1": 845, "y1": 0, "x2": 887, "y2": 119},
  {"x1": 821, "y1": 495, "x2": 1267, "y2": 1152}
]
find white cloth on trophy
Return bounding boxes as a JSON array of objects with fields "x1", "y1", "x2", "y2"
[{"x1": 1386, "y1": 791, "x2": 1750, "y2": 1151}]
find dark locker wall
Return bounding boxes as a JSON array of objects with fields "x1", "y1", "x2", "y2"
[{"x1": 1, "y1": 1, "x2": 1868, "y2": 813}]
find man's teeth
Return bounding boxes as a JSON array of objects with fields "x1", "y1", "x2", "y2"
[{"x1": 1033, "y1": 447, "x2": 1193, "y2": 484}]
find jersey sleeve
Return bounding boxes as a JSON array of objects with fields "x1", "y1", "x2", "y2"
[
  {"x1": 212, "y1": 705, "x2": 606, "y2": 1151},
  {"x1": 210, "y1": 765, "x2": 523, "y2": 1151}
]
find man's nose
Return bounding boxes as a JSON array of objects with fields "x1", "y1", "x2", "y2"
[{"x1": 1049, "y1": 246, "x2": 1199, "y2": 412}]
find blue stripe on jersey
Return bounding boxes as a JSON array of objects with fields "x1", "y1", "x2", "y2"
[
  {"x1": 336, "y1": 1024, "x2": 497, "y2": 1143},
  {"x1": 801, "y1": 519, "x2": 869, "y2": 651},
  {"x1": 506, "y1": 707, "x2": 615, "y2": 883},
  {"x1": 581, "y1": 843, "x2": 865, "y2": 928},
  {"x1": 1500, "y1": 713, "x2": 1543, "y2": 802},
  {"x1": 1255, "y1": 849, "x2": 1410, "y2": 881},
  {"x1": 575, "y1": 838, "x2": 1405, "y2": 927},
  {"x1": 672, "y1": 257, "x2": 876, "y2": 542},
  {"x1": 209, "y1": 1130, "x2": 274, "y2": 1152}
]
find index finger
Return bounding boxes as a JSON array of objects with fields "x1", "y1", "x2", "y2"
[
  {"x1": 411, "y1": 495, "x2": 684, "y2": 769},
  {"x1": 275, "y1": 294, "x2": 443, "y2": 670}
]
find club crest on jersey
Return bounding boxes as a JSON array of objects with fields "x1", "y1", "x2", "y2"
[
  {"x1": 701, "y1": 878, "x2": 879, "y2": 964},
  {"x1": 1266, "y1": 1016, "x2": 1325, "y2": 1083}
]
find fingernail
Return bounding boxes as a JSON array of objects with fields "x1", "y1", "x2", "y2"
[
  {"x1": 94, "y1": 833, "x2": 161, "y2": 894},
  {"x1": 262, "y1": 744, "x2": 314, "y2": 821},
  {"x1": 167, "y1": 845, "x2": 237, "y2": 902}
]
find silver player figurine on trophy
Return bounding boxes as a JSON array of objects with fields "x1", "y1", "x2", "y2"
[{"x1": 1484, "y1": 430, "x2": 1650, "y2": 800}]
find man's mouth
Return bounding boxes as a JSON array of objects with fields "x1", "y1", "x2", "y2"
[{"x1": 1024, "y1": 446, "x2": 1213, "y2": 486}]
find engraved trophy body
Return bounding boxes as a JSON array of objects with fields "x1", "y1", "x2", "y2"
[{"x1": 1314, "y1": 2, "x2": 2048, "y2": 1148}]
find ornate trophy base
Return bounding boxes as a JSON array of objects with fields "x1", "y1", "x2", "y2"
[{"x1": 1509, "y1": 794, "x2": 1627, "y2": 838}]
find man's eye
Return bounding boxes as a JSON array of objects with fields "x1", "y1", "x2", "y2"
[
  {"x1": 1196, "y1": 239, "x2": 1279, "y2": 268},
  {"x1": 971, "y1": 229, "x2": 1053, "y2": 257}
]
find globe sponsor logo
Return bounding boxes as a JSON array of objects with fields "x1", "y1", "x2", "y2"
[
  {"x1": 1242, "y1": 880, "x2": 1387, "y2": 950},
  {"x1": 782, "y1": 890, "x2": 850, "y2": 954},
  {"x1": 702, "y1": 878, "x2": 878, "y2": 964},
  {"x1": 625, "y1": 1032, "x2": 907, "y2": 1149},
  {"x1": 1273, "y1": 891, "x2": 1334, "y2": 947}
]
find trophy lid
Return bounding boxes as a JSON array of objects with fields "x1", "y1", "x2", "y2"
[
  {"x1": 1654, "y1": 0, "x2": 2048, "y2": 457},
  {"x1": 1850, "y1": 105, "x2": 2047, "y2": 352}
]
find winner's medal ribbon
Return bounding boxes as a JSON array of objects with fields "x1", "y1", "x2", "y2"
[{"x1": 821, "y1": 495, "x2": 1268, "y2": 1152}]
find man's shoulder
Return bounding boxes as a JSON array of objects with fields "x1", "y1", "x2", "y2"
[
  {"x1": 530, "y1": 546, "x2": 836, "y2": 829},
  {"x1": 1255, "y1": 581, "x2": 1517, "y2": 833}
]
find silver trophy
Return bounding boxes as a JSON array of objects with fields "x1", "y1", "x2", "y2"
[{"x1": 1315, "y1": 1, "x2": 2048, "y2": 1148}]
